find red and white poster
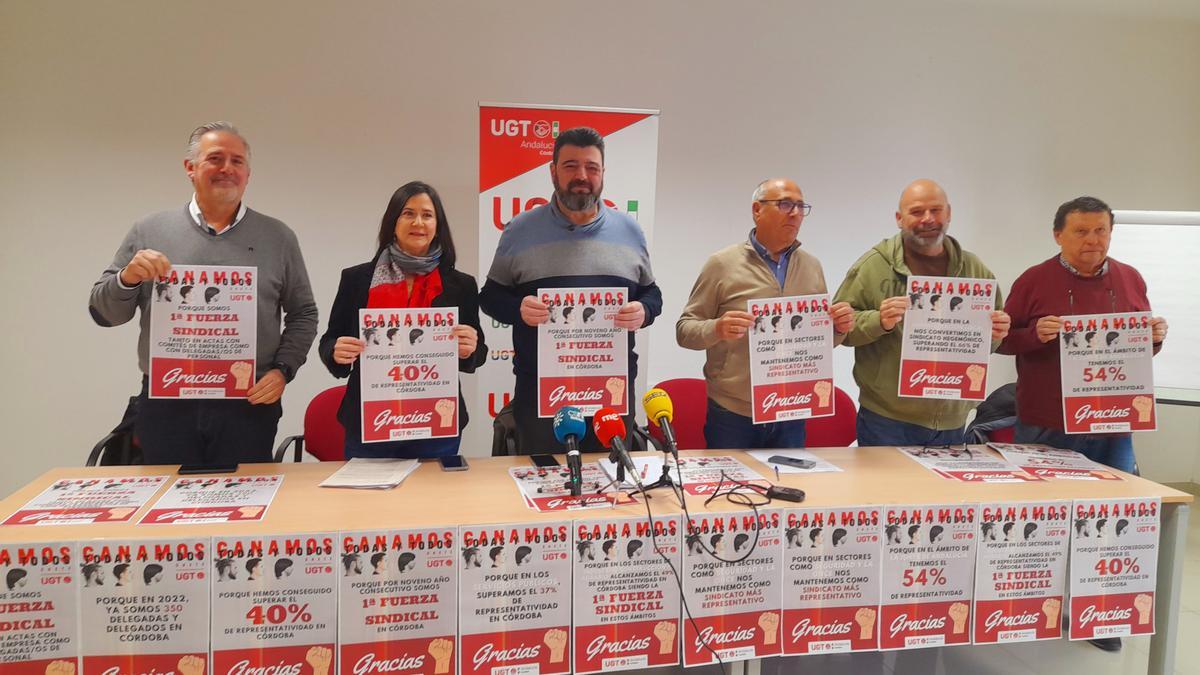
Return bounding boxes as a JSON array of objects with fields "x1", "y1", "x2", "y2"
[
  {"x1": 667, "y1": 456, "x2": 770, "y2": 497},
  {"x1": 682, "y1": 511, "x2": 782, "y2": 666},
  {"x1": 879, "y1": 504, "x2": 977, "y2": 650},
  {"x1": 3, "y1": 476, "x2": 167, "y2": 526},
  {"x1": 973, "y1": 502, "x2": 1070, "y2": 644},
  {"x1": 211, "y1": 534, "x2": 337, "y2": 675},
  {"x1": 458, "y1": 522, "x2": 572, "y2": 675},
  {"x1": 78, "y1": 539, "x2": 209, "y2": 675},
  {"x1": 0, "y1": 542, "x2": 78, "y2": 675},
  {"x1": 898, "y1": 276, "x2": 995, "y2": 400},
  {"x1": 536, "y1": 287, "x2": 628, "y2": 417},
  {"x1": 895, "y1": 446, "x2": 1042, "y2": 483},
  {"x1": 149, "y1": 264, "x2": 257, "y2": 398},
  {"x1": 989, "y1": 443, "x2": 1122, "y2": 481},
  {"x1": 571, "y1": 516, "x2": 682, "y2": 673},
  {"x1": 338, "y1": 529, "x2": 458, "y2": 675},
  {"x1": 747, "y1": 294, "x2": 835, "y2": 423},
  {"x1": 475, "y1": 103, "x2": 659, "y2": 452},
  {"x1": 359, "y1": 308, "x2": 460, "y2": 442},
  {"x1": 508, "y1": 466, "x2": 635, "y2": 512},
  {"x1": 140, "y1": 475, "x2": 282, "y2": 524},
  {"x1": 781, "y1": 507, "x2": 882, "y2": 654},
  {"x1": 1069, "y1": 498, "x2": 1160, "y2": 640},
  {"x1": 1060, "y1": 312, "x2": 1157, "y2": 433}
]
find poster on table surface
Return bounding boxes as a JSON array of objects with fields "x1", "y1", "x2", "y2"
[
  {"x1": 508, "y1": 466, "x2": 636, "y2": 512},
  {"x1": 338, "y1": 528, "x2": 458, "y2": 675},
  {"x1": 1059, "y1": 312, "x2": 1156, "y2": 433},
  {"x1": 898, "y1": 276, "x2": 995, "y2": 401},
  {"x1": 665, "y1": 456, "x2": 769, "y2": 497},
  {"x1": 536, "y1": 287, "x2": 629, "y2": 417},
  {"x1": 1069, "y1": 498, "x2": 1160, "y2": 640},
  {"x1": 210, "y1": 533, "x2": 338, "y2": 675},
  {"x1": 747, "y1": 294, "x2": 835, "y2": 424},
  {"x1": 895, "y1": 446, "x2": 1041, "y2": 483},
  {"x1": 0, "y1": 542, "x2": 78, "y2": 675},
  {"x1": 973, "y1": 502, "x2": 1070, "y2": 644},
  {"x1": 139, "y1": 475, "x2": 282, "y2": 524},
  {"x1": 681, "y1": 510, "x2": 782, "y2": 666},
  {"x1": 879, "y1": 504, "x2": 977, "y2": 650},
  {"x1": 458, "y1": 521, "x2": 572, "y2": 675},
  {"x1": 781, "y1": 507, "x2": 882, "y2": 654},
  {"x1": 571, "y1": 516, "x2": 682, "y2": 673},
  {"x1": 149, "y1": 264, "x2": 257, "y2": 398},
  {"x1": 78, "y1": 539, "x2": 209, "y2": 675},
  {"x1": 3, "y1": 476, "x2": 167, "y2": 526},
  {"x1": 989, "y1": 443, "x2": 1123, "y2": 480},
  {"x1": 359, "y1": 307, "x2": 460, "y2": 443}
]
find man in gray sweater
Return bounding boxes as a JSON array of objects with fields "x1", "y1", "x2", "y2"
[{"x1": 90, "y1": 122, "x2": 318, "y2": 465}]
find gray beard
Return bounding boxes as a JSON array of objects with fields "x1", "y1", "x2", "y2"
[{"x1": 556, "y1": 186, "x2": 602, "y2": 213}]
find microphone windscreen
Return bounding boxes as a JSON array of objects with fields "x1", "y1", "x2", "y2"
[
  {"x1": 642, "y1": 388, "x2": 674, "y2": 426},
  {"x1": 591, "y1": 407, "x2": 626, "y2": 448},
  {"x1": 552, "y1": 406, "x2": 587, "y2": 444}
]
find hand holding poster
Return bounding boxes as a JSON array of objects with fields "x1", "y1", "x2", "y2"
[
  {"x1": 682, "y1": 510, "x2": 782, "y2": 665},
  {"x1": 140, "y1": 475, "x2": 283, "y2": 524},
  {"x1": 1, "y1": 542, "x2": 78, "y2": 675},
  {"x1": 458, "y1": 522, "x2": 573, "y2": 675},
  {"x1": 782, "y1": 507, "x2": 882, "y2": 654},
  {"x1": 78, "y1": 539, "x2": 209, "y2": 675},
  {"x1": 899, "y1": 276, "x2": 995, "y2": 400},
  {"x1": 339, "y1": 529, "x2": 458, "y2": 675},
  {"x1": 1069, "y1": 498, "x2": 1160, "y2": 640},
  {"x1": 3, "y1": 476, "x2": 167, "y2": 526},
  {"x1": 879, "y1": 504, "x2": 977, "y2": 649},
  {"x1": 211, "y1": 534, "x2": 338, "y2": 675},
  {"x1": 1059, "y1": 312, "x2": 1156, "y2": 433},
  {"x1": 359, "y1": 308, "x2": 461, "y2": 442},
  {"x1": 537, "y1": 287, "x2": 629, "y2": 417},
  {"x1": 572, "y1": 516, "x2": 682, "y2": 673},
  {"x1": 149, "y1": 264, "x2": 257, "y2": 398},
  {"x1": 973, "y1": 502, "x2": 1070, "y2": 644},
  {"x1": 747, "y1": 294, "x2": 835, "y2": 423}
]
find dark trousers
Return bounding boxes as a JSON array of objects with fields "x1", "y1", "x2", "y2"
[
  {"x1": 512, "y1": 377, "x2": 637, "y2": 455},
  {"x1": 134, "y1": 376, "x2": 281, "y2": 465}
]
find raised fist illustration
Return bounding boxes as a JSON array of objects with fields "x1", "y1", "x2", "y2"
[
  {"x1": 45, "y1": 660, "x2": 76, "y2": 675},
  {"x1": 758, "y1": 611, "x2": 780, "y2": 644},
  {"x1": 237, "y1": 506, "x2": 263, "y2": 519},
  {"x1": 543, "y1": 628, "x2": 568, "y2": 663},
  {"x1": 654, "y1": 620, "x2": 678, "y2": 654},
  {"x1": 854, "y1": 607, "x2": 878, "y2": 640},
  {"x1": 305, "y1": 646, "x2": 332, "y2": 675},
  {"x1": 106, "y1": 507, "x2": 135, "y2": 520},
  {"x1": 605, "y1": 377, "x2": 626, "y2": 406},
  {"x1": 948, "y1": 602, "x2": 970, "y2": 634},
  {"x1": 435, "y1": 399, "x2": 457, "y2": 428},
  {"x1": 966, "y1": 364, "x2": 986, "y2": 392},
  {"x1": 428, "y1": 637, "x2": 454, "y2": 674},
  {"x1": 177, "y1": 655, "x2": 206, "y2": 675},
  {"x1": 1042, "y1": 597, "x2": 1062, "y2": 629},
  {"x1": 1132, "y1": 396, "x2": 1153, "y2": 423},
  {"x1": 230, "y1": 361, "x2": 254, "y2": 390},
  {"x1": 1134, "y1": 593, "x2": 1154, "y2": 625},
  {"x1": 813, "y1": 380, "x2": 832, "y2": 408}
]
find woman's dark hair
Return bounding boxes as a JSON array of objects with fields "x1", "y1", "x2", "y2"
[
  {"x1": 1023, "y1": 522, "x2": 1038, "y2": 539},
  {"x1": 627, "y1": 540, "x2": 643, "y2": 557},
  {"x1": 734, "y1": 533, "x2": 751, "y2": 550},
  {"x1": 929, "y1": 525, "x2": 944, "y2": 542},
  {"x1": 397, "y1": 552, "x2": 416, "y2": 570},
  {"x1": 371, "y1": 552, "x2": 386, "y2": 568},
  {"x1": 949, "y1": 297, "x2": 963, "y2": 311},
  {"x1": 274, "y1": 558, "x2": 293, "y2": 578},
  {"x1": 246, "y1": 558, "x2": 261, "y2": 574},
  {"x1": 204, "y1": 286, "x2": 220, "y2": 303},
  {"x1": 1003, "y1": 522, "x2": 1015, "y2": 536},
  {"x1": 143, "y1": 563, "x2": 163, "y2": 584},
  {"x1": 602, "y1": 540, "x2": 617, "y2": 555},
  {"x1": 1116, "y1": 518, "x2": 1129, "y2": 536},
  {"x1": 114, "y1": 563, "x2": 130, "y2": 579},
  {"x1": 808, "y1": 528, "x2": 822, "y2": 543},
  {"x1": 907, "y1": 525, "x2": 920, "y2": 538},
  {"x1": 515, "y1": 546, "x2": 532, "y2": 564},
  {"x1": 376, "y1": 181, "x2": 457, "y2": 270},
  {"x1": 1105, "y1": 331, "x2": 1119, "y2": 346},
  {"x1": 832, "y1": 528, "x2": 848, "y2": 545},
  {"x1": 6, "y1": 568, "x2": 27, "y2": 590},
  {"x1": 489, "y1": 546, "x2": 504, "y2": 562},
  {"x1": 790, "y1": 315, "x2": 803, "y2": 330}
]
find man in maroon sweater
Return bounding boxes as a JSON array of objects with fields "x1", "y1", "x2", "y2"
[{"x1": 998, "y1": 195, "x2": 1168, "y2": 651}]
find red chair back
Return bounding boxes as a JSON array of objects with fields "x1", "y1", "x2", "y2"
[
  {"x1": 987, "y1": 426, "x2": 1016, "y2": 444},
  {"x1": 648, "y1": 378, "x2": 709, "y2": 450},
  {"x1": 805, "y1": 387, "x2": 857, "y2": 447},
  {"x1": 304, "y1": 386, "x2": 347, "y2": 461}
]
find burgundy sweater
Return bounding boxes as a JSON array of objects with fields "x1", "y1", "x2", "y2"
[{"x1": 998, "y1": 256, "x2": 1160, "y2": 430}]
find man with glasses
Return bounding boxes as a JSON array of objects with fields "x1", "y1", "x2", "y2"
[
  {"x1": 834, "y1": 178, "x2": 1009, "y2": 446},
  {"x1": 677, "y1": 178, "x2": 854, "y2": 449}
]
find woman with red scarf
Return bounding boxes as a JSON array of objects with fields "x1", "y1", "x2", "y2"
[{"x1": 319, "y1": 182, "x2": 487, "y2": 458}]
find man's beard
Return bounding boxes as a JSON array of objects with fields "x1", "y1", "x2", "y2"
[
  {"x1": 902, "y1": 227, "x2": 945, "y2": 253},
  {"x1": 556, "y1": 179, "x2": 602, "y2": 213}
]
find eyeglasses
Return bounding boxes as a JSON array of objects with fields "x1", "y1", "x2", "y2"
[{"x1": 759, "y1": 199, "x2": 812, "y2": 216}]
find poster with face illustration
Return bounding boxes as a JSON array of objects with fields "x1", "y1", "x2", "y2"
[
  {"x1": 1068, "y1": 498, "x2": 1159, "y2": 640},
  {"x1": 1, "y1": 542, "x2": 78, "y2": 675},
  {"x1": 537, "y1": 287, "x2": 629, "y2": 417},
  {"x1": 747, "y1": 294, "x2": 835, "y2": 424},
  {"x1": 1059, "y1": 312, "x2": 1156, "y2": 433},
  {"x1": 898, "y1": 276, "x2": 996, "y2": 401}
]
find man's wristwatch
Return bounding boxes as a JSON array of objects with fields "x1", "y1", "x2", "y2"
[{"x1": 272, "y1": 361, "x2": 295, "y2": 382}]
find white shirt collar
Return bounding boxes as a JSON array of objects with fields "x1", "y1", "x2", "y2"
[{"x1": 188, "y1": 195, "x2": 247, "y2": 235}]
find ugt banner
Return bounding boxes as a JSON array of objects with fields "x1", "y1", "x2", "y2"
[{"x1": 476, "y1": 103, "x2": 659, "y2": 451}]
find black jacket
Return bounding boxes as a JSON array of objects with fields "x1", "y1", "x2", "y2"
[{"x1": 318, "y1": 260, "x2": 488, "y2": 444}]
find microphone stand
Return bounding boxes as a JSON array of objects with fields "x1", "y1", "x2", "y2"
[{"x1": 634, "y1": 425, "x2": 685, "y2": 508}]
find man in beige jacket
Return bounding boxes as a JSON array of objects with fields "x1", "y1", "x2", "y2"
[{"x1": 677, "y1": 178, "x2": 854, "y2": 448}]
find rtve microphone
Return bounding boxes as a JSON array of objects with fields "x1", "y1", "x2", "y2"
[
  {"x1": 552, "y1": 406, "x2": 586, "y2": 496},
  {"x1": 593, "y1": 407, "x2": 644, "y2": 490},
  {"x1": 642, "y1": 388, "x2": 680, "y2": 460}
]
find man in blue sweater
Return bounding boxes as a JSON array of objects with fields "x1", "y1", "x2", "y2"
[
  {"x1": 481, "y1": 127, "x2": 662, "y2": 453},
  {"x1": 90, "y1": 122, "x2": 318, "y2": 465}
]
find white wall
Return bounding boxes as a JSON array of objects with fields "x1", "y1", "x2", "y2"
[{"x1": 2, "y1": 0, "x2": 1198, "y2": 498}]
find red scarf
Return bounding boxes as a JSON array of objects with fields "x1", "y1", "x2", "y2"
[{"x1": 367, "y1": 268, "x2": 443, "y2": 309}]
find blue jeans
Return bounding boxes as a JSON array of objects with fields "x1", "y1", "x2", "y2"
[
  {"x1": 855, "y1": 406, "x2": 965, "y2": 447},
  {"x1": 343, "y1": 435, "x2": 461, "y2": 460},
  {"x1": 703, "y1": 399, "x2": 807, "y2": 449},
  {"x1": 1014, "y1": 421, "x2": 1136, "y2": 474}
]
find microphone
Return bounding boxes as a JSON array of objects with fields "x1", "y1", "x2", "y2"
[
  {"x1": 552, "y1": 406, "x2": 586, "y2": 496},
  {"x1": 593, "y1": 408, "x2": 644, "y2": 490},
  {"x1": 642, "y1": 388, "x2": 679, "y2": 460}
]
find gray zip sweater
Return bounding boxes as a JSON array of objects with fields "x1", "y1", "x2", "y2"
[{"x1": 89, "y1": 206, "x2": 318, "y2": 379}]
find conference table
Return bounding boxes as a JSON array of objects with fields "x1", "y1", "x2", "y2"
[{"x1": 0, "y1": 447, "x2": 1191, "y2": 675}]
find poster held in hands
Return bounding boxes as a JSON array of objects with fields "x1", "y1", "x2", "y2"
[
  {"x1": 898, "y1": 276, "x2": 995, "y2": 400},
  {"x1": 537, "y1": 287, "x2": 629, "y2": 417},
  {"x1": 747, "y1": 294, "x2": 836, "y2": 423},
  {"x1": 1059, "y1": 312, "x2": 1157, "y2": 433}
]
